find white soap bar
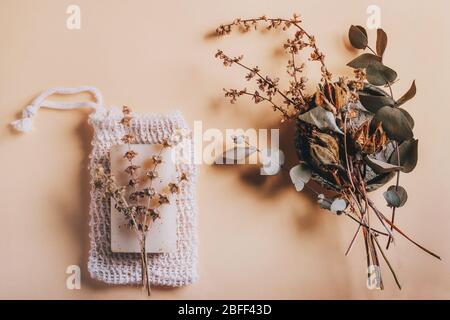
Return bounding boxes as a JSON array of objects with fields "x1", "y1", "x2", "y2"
[{"x1": 110, "y1": 144, "x2": 177, "y2": 253}]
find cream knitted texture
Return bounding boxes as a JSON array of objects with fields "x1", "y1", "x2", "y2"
[{"x1": 87, "y1": 108, "x2": 198, "y2": 286}]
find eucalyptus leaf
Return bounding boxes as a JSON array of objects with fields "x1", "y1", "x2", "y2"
[
  {"x1": 375, "y1": 106, "x2": 414, "y2": 141},
  {"x1": 294, "y1": 180, "x2": 305, "y2": 192},
  {"x1": 389, "y1": 139, "x2": 418, "y2": 173},
  {"x1": 218, "y1": 146, "x2": 257, "y2": 164},
  {"x1": 330, "y1": 198, "x2": 347, "y2": 213},
  {"x1": 289, "y1": 163, "x2": 312, "y2": 185},
  {"x1": 347, "y1": 53, "x2": 381, "y2": 69},
  {"x1": 383, "y1": 185, "x2": 408, "y2": 208},
  {"x1": 317, "y1": 194, "x2": 332, "y2": 210},
  {"x1": 363, "y1": 83, "x2": 390, "y2": 96},
  {"x1": 366, "y1": 60, "x2": 398, "y2": 86},
  {"x1": 366, "y1": 171, "x2": 396, "y2": 192},
  {"x1": 298, "y1": 107, "x2": 343, "y2": 134},
  {"x1": 348, "y1": 25, "x2": 368, "y2": 49},
  {"x1": 396, "y1": 81, "x2": 417, "y2": 106},
  {"x1": 400, "y1": 108, "x2": 415, "y2": 129},
  {"x1": 358, "y1": 92, "x2": 395, "y2": 113},
  {"x1": 365, "y1": 155, "x2": 402, "y2": 174},
  {"x1": 376, "y1": 29, "x2": 388, "y2": 57}
]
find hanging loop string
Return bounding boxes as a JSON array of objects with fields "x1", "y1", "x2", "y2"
[{"x1": 11, "y1": 86, "x2": 105, "y2": 132}]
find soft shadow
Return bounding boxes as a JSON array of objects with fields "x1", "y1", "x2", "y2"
[
  {"x1": 342, "y1": 33, "x2": 358, "y2": 53},
  {"x1": 209, "y1": 90, "x2": 341, "y2": 234}
]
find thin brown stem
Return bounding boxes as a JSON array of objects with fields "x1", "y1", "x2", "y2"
[
  {"x1": 140, "y1": 235, "x2": 151, "y2": 296},
  {"x1": 366, "y1": 45, "x2": 378, "y2": 56},
  {"x1": 345, "y1": 224, "x2": 361, "y2": 256},
  {"x1": 240, "y1": 92, "x2": 290, "y2": 119},
  {"x1": 387, "y1": 142, "x2": 401, "y2": 249},
  {"x1": 373, "y1": 234, "x2": 402, "y2": 290},
  {"x1": 289, "y1": 51, "x2": 307, "y2": 104},
  {"x1": 220, "y1": 17, "x2": 331, "y2": 78},
  {"x1": 368, "y1": 199, "x2": 441, "y2": 260},
  {"x1": 233, "y1": 60, "x2": 296, "y2": 106}
]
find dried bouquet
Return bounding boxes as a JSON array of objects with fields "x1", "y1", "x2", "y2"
[
  {"x1": 215, "y1": 14, "x2": 440, "y2": 289},
  {"x1": 93, "y1": 106, "x2": 188, "y2": 295}
]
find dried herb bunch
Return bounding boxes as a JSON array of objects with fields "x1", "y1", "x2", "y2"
[
  {"x1": 94, "y1": 106, "x2": 189, "y2": 295},
  {"x1": 215, "y1": 14, "x2": 440, "y2": 289}
]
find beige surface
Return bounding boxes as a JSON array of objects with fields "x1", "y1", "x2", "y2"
[{"x1": 0, "y1": 0, "x2": 449, "y2": 299}]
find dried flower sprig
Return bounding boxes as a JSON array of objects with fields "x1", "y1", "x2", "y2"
[
  {"x1": 215, "y1": 15, "x2": 440, "y2": 289},
  {"x1": 216, "y1": 14, "x2": 332, "y2": 81},
  {"x1": 215, "y1": 15, "x2": 336, "y2": 122},
  {"x1": 94, "y1": 106, "x2": 189, "y2": 295}
]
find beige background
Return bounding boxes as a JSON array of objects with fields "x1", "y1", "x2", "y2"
[{"x1": 0, "y1": 0, "x2": 449, "y2": 299}]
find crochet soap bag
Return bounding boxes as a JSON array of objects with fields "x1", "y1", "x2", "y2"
[{"x1": 11, "y1": 86, "x2": 198, "y2": 286}]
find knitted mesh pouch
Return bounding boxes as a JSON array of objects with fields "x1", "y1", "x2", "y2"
[{"x1": 11, "y1": 86, "x2": 198, "y2": 286}]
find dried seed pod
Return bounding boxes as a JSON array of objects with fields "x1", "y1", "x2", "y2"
[
  {"x1": 158, "y1": 194, "x2": 170, "y2": 205},
  {"x1": 147, "y1": 208, "x2": 160, "y2": 221},
  {"x1": 179, "y1": 172, "x2": 189, "y2": 182},
  {"x1": 121, "y1": 134, "x2": 134, "y2": 144},
  {"x1": 168, "y1": 182, "x2": 180, "y2": 194},
  {"x1": 147, "y1": 171, "x2": 159, "y2": 180},
  {"x1": 122, "y1": 105, "x2": 131, "y2": 115},
  {"x1": 142, "y1": 187, "x2": 156, "y2": 197},
  {"x1": 120, "y1": 116, "x2": 132, "y2": 127},
  {"x1": 124, "y1": 150, "x2": 138, "y2": 160},
  {"x1": 124, "y1": 165, "x2": 140, "y2": 175},
  {"x1": 128, "y1": 178, "x2": 139, "y2": 187},
  {"x1": 151, "y1": 155, "x2": 163, "y2": 165},
  {"x1": 307, "y1": 131, "x2": 344, "y2": 176},
  {"x1": 352, "y1": 120, "x2": 387, "y2": 155}
]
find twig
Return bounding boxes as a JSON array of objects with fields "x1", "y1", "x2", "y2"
[
  {"x1": 373, "y1": 234, "x2": 402, "y2": 289},
  {"x1": 387, "y1": 142, "x2": 401, "y2": 249},
  {"x1": 369, "y1": 199, "x2": 441, "y2": 260}
]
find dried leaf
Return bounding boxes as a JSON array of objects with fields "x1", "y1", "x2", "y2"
[
  {"x1": 395, "y1": 81, "x2": 417, "y2": 106},
  {"x1": 333, "y1": 83, "x2": 348, "y2": 109},
  {"x1": 374, "y1": 106, "x2": 414, "y2": 141},
  {"x1": 314, "y1": 89, "x2": 324, "y2": 106},
  {"x1": 348, "y1": 25, "x2": 368, "y2": 49},
  {"x1": 383, "y1": 185, "x2": 408, "y2": 208},
  {"x1": 298, "y1": 107, "x2": 343, "y2": 134},
  {"x1": 310, "y1": 143, "x2": 341, "y2": 168},
  {"x1": 376, "y1": 29, "x2": 388, "y2": 57},
  {"x1": 308, "y1": 132, "x2": 342, "y2": 171},
  {"x1": 347, "y1": 53, "x2": 381, "y2": 69},
  {"x1": 365, "y1": 155, "x2": 402, "y2": 174},
  {"x1": 389, "y1": 139, "x2": 418, "y2": 173},
  {"x1": 366, "y1": 60, "x2": 397, "y2": 86},
  {"x1": 358, "y1": 92, "x2": 395, "y2": 113}
]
